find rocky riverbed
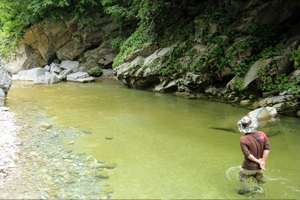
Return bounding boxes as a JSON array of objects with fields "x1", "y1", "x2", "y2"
[{"x1": 0, "y1": 100, "x2": 114, "y2": 199}]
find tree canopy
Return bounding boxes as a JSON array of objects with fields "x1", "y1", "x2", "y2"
[
  {"x1": 0, "y1": 0, "x2": 236, "y2": 57},
  {"x1": 0, "y1": 0, "x2": 102, "y2": 56}
]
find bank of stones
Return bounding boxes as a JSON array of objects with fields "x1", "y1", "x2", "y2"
[
  {"x1": 0, "y1": 103, "x2": 115, "y2": 199},
  {"x1": 0, "y1": 107, "x2": 19, "y2": 178}
]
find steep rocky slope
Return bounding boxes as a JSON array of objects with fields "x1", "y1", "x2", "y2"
[{"x1": 3, "y1": 0, "x2": 300, "y2": 116}]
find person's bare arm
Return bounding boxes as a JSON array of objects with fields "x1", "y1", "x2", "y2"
[
  {"x1": 247, "y1": 150, "x2": 270, "y2": 170},
  {"x1": 247, "y1": 154, "x2": 261, "y2": 164},
  {"x1": 260, "y1": 150, "x2": 270, "y2": 170}
]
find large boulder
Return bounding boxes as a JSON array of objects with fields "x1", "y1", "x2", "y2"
[
  {"x1": 248, "y1": 107, "x2": 278, "y2": 121},
  {"x1": 13, "y1": 68, "x2": 48, "y2": 81},
  {"x1": 0, "y1": 66, "x2": 12, "y2": 106},
  {"x1": 60, "y1": 60, "x2": 80, "y2": 72},
  {"x1": 113, "y1": 47, "x2": 171, "y2": 89}
]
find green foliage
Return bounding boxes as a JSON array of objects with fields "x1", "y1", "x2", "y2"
[
  {"x1": 231, "y1": 25, "x2": 281, "y2": 77},
  {"x1": 248, "y1": 24, "x2": 278, "y2": 51},
  {"x1": 0, "y1": 0, "x2": 102, "y2": 57},
  {"x1": 234, "y1": 61, "x2": 250, "y2": 77},
  {"x1": 274, "y1": 74, "x2": 300, "y2": 97},
  {"x1": 108, "y1": 0, "x2": 187, "y2": 68},
  {"x1": 173, "y1": 20, "x2": 195, "y2": 42},
  {"x1": 157, "y1": 3, "x2": 235, "y2": 76},
  {"x1": 207, "y1": 36, "x2": 230, "y2": 70},
  {"x1": 113, "y1": 24, "x2": 156, "y2": 67},
  {"x1": 111, "y1": 37, "x2": 125, "y2": 51},
  {"x1": 261, "y1": 73, "x2": 300, "y2": 97},
  {"x1": 101, "y1": 0, "x2": 138, "y2": 26},
  {"x1": 88, "y1": 67, "x2": 103, "y2": 77},
  {"x1": 261, "y1": 76, "x2": 275, "y2": 92},
  {"x1": 275, "y1": 74, "x2": 300, "y2": 97},
  {"x1": 275, "y1": 74, "x2": 291, "y2": 92},
  {"x1": 290, "y1": 46, "x2": 300, "y2": 67},
  {"x1": 159, "y1": 36, "x2": 194, "y2": 76},
  {"x1": 159, "y1": 62, "x2": 186, "y2": 76},
  {"x1": 235, "y1": 79, "x2": 244, "y2": 92},
  {"x1": 137, "y1": 0, "x2": 174, "y2": 31},
  {"x1": 257, "y1": 63, "x2": 268, "y2": 75},
  {"x1": 259, "y1": 43, "x2": 284, "y2": 59},
  {"x1": 248, "y1": 94, "x2": 255, "y2": 100}
]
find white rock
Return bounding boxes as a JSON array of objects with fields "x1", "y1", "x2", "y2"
[
  {"x1": 60, "y1": 60, "x2": 80, "y2": 71},
  {"x1": 14, "y1": 68, "x2": 47, "y2": 81}
]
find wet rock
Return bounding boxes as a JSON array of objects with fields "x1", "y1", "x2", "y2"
[
  {"x1": 66, "y1": 72, "x2": 95, "y2": 83},
  {"x1": 96, "y1": 171, "x2": 109, "y2": 179},
  {"x1": 99, "y1": 162, "x2": 117, "y2": 169},
  {"x1": 102, "y1": 186, "x2": 114, "y2": 195},
  {"x1": 60, "y1": 60, "x2": 80, "y2": 71},
  {"x1": 296, "y1": 110, "x2": 300, "y2": 117},
  {"x1": 34, "y1": 73, "x2": 51, "y2": 84},
  {"x1": 0, "y1": 106, "x2": 9, "y2": 111},
  {"x1": 65, "y1": 178, "x2": 77, "y2": 184},
  {"x1": 240, "y1": 100, "x2": 251, "y2": 106},
  {"x1": 49, "y1": 63, "x2": 62, "y2": 74},
  {"x1": 39, "y1": 122, "x2": 52, "y2": 130},
  {"x1": 47, "y1": 190, "x2": 58, "y2": 198}
]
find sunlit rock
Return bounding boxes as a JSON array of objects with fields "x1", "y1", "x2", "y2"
[
  {"x1": 39, "y1": 122, "x2": 52, "y2": 130},
  {"x1": 248, "y1": 107, "x2": 277, "y2": 120},
  {"x1": 13, "y1": 68, "x2": 47, "y2": 81},
  {"x1": 66, "y1": 72, "x2": 95, "y2": 83},
  {"x1": 60, "y1": 60, "x2": 80, "y2": 72},
  {"x1": 0, "y1": 89, "x2": 5, "y2": 106},
  {"x1": 240, "y1": 100, "x2": 251, "y2": 106}
]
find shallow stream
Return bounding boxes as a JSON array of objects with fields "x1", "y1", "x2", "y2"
[{"x1": 8, "y1": 80, "x2": 300, "y2": 199}]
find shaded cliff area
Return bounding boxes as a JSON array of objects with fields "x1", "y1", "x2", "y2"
[{"x1": 1, "y1": 0, "x2": 300, "y2": 116}]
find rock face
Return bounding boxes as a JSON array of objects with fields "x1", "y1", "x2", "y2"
[
  {"x1": 0, "y1": 66, "x2": 12, "y2": 106},
  {"x1": 4, "y1": 14, "x2": 118, "y2": 74},
  {"x1": 113, "y1": 0, "x2": 300, "y2": 116}
]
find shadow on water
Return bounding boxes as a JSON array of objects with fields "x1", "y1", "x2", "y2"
[{"x1": 210, "y1": 118, "x2": 283, "y2": 138}]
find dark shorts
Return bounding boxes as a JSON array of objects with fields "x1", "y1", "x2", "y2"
[{"x1": 239, "y1": 167, "x2": 265, "y2": 184}]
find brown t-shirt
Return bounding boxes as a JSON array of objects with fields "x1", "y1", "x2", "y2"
[{"x1": 240, "y1": 131, "x2": 270, "y2": 170}]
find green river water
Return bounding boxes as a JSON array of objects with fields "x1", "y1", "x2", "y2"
[{"x1": 8, "y1": 80, "x2": 300, "y2": 199}]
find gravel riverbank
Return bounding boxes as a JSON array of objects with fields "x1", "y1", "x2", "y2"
[
  {"x1": 0, "y1": 107, "x2": 19, "y2": 180},
  {"x1": 0, "y1": 101, "x2": 114, "y2": 199}
]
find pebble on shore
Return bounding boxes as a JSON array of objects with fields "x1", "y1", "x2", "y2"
[
  {"x1": 0, "y1": 103, "x2": 114, "y2": 199},
  {"x1": 0, "y1": 107, "x2": 19, "y2": 179}
]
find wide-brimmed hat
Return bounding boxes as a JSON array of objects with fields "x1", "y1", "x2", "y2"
[{"x1": 237, "y1": 116, "x2": 258, "y2": 134}]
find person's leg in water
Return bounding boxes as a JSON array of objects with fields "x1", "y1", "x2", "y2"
[
  {"x1": 237, "y1": 169, "x2": 252, "y2": 195},
  {"x1": 254, "y1": 172, "x2": 266, "y2": 194}
]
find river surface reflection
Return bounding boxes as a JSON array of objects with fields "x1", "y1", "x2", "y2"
[{"x1": 9, "y1": 80, "x2": 300, "y2": 199}]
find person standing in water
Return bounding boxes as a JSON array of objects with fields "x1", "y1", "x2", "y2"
[{"x1": 237, "y1": 116, "x2": 270, "y2": 194}]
